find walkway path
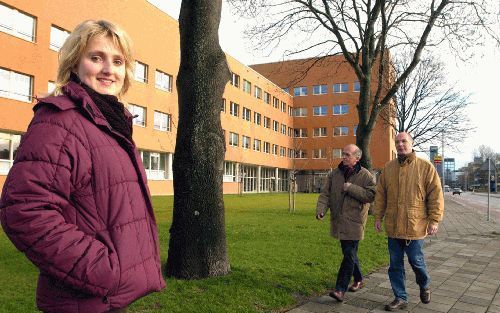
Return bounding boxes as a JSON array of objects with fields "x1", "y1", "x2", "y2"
[{"x1": 287, "y1": 199, "x2": 500, "y2": 313}]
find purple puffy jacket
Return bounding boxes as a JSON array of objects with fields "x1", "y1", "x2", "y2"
[{"x1": 0, "y1": 82, "x2": 166, "y2": 313}]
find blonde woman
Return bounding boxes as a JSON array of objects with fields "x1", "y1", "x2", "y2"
[{"x1": 0, "y1": 20, "x2": 165, "y2": 313}]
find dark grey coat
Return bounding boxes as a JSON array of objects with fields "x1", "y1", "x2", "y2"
[{"x1": 316, "y1": 166, "x2": 376, "y2": 240}]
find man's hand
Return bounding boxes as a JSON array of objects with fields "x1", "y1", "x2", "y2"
[
  {"x1": 343, "y1": 182, "x2": 351, "y2": 192},
  {"x1": 316, "y1": 212, "x2": 324, "y2": 220},
  {"x1": 374, "y1": 220, "x2": 383, "y2": 232},
  {"x1": 427, "y1": 222, "x2": 439, "y2": 235}
]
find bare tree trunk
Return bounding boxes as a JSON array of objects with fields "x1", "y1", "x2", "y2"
[{"x1": 166, "y1": 0, "x2": 231, "y2": 279}]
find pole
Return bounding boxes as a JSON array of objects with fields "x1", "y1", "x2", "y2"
[
  {"x1": 487, "y1": 157, "x2": 491, "y2": 221},
  {"x1": 441, "y1": 132, "x2": 445, "y2": 189}
]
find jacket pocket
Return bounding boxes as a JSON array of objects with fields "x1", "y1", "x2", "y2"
[{"x1": 406, "y1": 208, "x2": 428, "y2": 237}]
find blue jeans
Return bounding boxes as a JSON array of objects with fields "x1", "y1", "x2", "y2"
[
  {"x1": 387, "y1": 237, "x2": 430, "y2": 301},
  {"x1": 335, "y1": 240, "x2": 363, "y2": 292}
]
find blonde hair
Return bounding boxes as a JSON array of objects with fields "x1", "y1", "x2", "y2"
[{"x1": 53, "y1": 20, "x2": 134, "y2": 97}]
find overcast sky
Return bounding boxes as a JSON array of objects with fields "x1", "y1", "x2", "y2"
[{"x1": 147, "y1": 1, "x2": 500, "y2": 169}]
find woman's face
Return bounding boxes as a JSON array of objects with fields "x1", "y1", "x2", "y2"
[{"x1": 75, "y1": 35, "x2": 126, "y2": 96}]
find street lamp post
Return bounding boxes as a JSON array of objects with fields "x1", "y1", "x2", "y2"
[
  {"x1": 487, "y1": 157, "x2": 491, "y2": 221},
  {"x1": 441, "y1": 131, "x2": 445, "y2": 189}
]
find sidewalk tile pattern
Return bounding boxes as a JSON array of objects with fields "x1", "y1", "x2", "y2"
[{"x1": 286, "y1": 198, "x2": 500, "y2": 313}]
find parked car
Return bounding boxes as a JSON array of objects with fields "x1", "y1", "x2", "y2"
[{"x1": 452, "y1": 188, "x2": 462, "y2": 195}]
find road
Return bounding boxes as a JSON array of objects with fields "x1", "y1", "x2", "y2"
[{"x1": 446, "y1": 191, "x2": 500, "y2": 222}]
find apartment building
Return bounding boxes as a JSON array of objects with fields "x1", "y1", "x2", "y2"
[
  {"x1": 0, "y1": 0, "x2": 394, "y2": 195},
  {"x1": 251, "y1": 57, "x2": 396, "y2": 191}
]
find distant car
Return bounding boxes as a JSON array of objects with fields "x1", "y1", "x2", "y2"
[{"x1": 452, "y1": 188, "x2": 462, "y2": 195}]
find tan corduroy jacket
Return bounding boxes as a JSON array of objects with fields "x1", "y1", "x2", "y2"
[
  {"x1": 374, "y1": 151, "x2": 444, "y2": 240},
  {"x1": 316, "y1": 164, "x2": 376, "y2": 240}
]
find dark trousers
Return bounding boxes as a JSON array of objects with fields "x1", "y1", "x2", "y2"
[{"x1": 335, "y1": 240, "x2": 363, "y2": 292}]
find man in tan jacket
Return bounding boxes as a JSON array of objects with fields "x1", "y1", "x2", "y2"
[
  {"x1": 374, "y1": 132, "x2": 444, "y2": 311},
  {"x1": 316, "y1": 144, "x2": 376, "y2": 302}
]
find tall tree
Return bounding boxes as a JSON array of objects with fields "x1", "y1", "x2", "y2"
[
  {"x1": 166, "y1": 0, "x2": 231, "y2": 279},
  {"x1": 474, "y1": 145, "x2": 496, "y2": 161},
  {"x1": 389, "y1": 55, "x2": 474, "y2": 150},
  {"x1": 229, "y1": 0, "x2": 499, "y2": 169}
]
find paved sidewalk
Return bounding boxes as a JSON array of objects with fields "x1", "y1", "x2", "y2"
[{"x1": 287, "y1": 199, "x2": 500, "y2": 313}]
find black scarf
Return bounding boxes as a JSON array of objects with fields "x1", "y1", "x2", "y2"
[
  {"x1": 338, "y1": 162, "x2": 361, "y2": 182},
  {"x1": 71, "y1": 73, "x2": 132, "y2": 140}
]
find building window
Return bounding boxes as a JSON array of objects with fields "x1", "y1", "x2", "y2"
[
  {"x1": 280, "y1": 146, "x2": 286, "y2": 157},
  {"x1": 242, "y1": 135, "x2": 250, "y2": 149},
  {"x1": 254, "y1": 86, "x2": 262, "y2": 99},
  {"x1": 272, "y1": 96, "x2": 279, "y2": 108},
  {"x1": 0, "y1": 4, "x2": 36, "y2": 42},
  {"x1": 294, "y1": 149, "x2": 307, "y2": 159},
  {"x1": 288, "y1": 127, "x2": 293, "y2": 137},
  {"x1": 253, "y1": 139, "x2": 261, "y2": 151},
  {"x1": 242, "y1": 79, "x2": 251, "y2": 94},
  {"x1": 272, "y1": 120, "x2": 279, "y2": 132},
  {"x1": 288, "y1": 148, "x2": 294, "y2": 158},
  {"x1": 333, "y1": 126, "x2": 349, "y2": 136},
  {"x1": 281, "y1": 101, "x2": 286, "y2": 112},
  {"x1": 333, "y1": 83, "x2": 349, "y2": 93},
  {"x1": 354, "y1": 125, "x2": 358, "y2": 136},
  {"x1": 263, "y1": 92, "x2": 271, "y2": 104},
  {"x1": 283, "y1": 87, "x2": 289, "y2": 93},
  {"x1": 313, "y1": 149, "x2": 327, "y2": 159},
  {"x1": 288, "y1": 106, "x2": 293, "y2": 116},
  {"x1": 0, "y1": 68, "x2": 33, "y2": 102},
  {"x1": 313, "y1": 105, "x2": 328, "y2": 116},
  {"x1": 155, "y1": 70, "x2": 172, "y2": 92},
  {"x1": 128, "y1": 104, "x2": 146, "y2": 127},
  {"x1": 49, "y1": 25, "x2": 70, "y2": 51},
  {"x1": 231, "y1": 72, "x2": 240, "y2": 88},
  {"x1": 281, "y1": 124, "x2": 286, "y2": 135},
  {"x1": 242, "y1": 107, "x2": 251, "y2": 121},
  {"x1": 229, "y1": 101, "x2": 239, "y2": 117},
  {"x1": 254, "y1": 112, "x2": 261, "y2": 125},
  {"x1": 353, "y1": 81, "x2": 360, "y2": 92},
  {"x1": 293, "y1": 86, "x2": 307, "y2": 96},
  {"x1": 333, "y1": 104, "x2": 349, "y2": 115},
  {"x1": 263, "y1": 142, "x2": 270, "y2": 154},
  {"x1": 313, "y1": 84, "x2": 327, "y2": 95},
  {"x1": 221, "y1": 98, "x2": 226, "y2": 112},
  {"x1": 0, "y1": 132, "x2": 21, "y2": 175},
  {"x1": 229, "y1": 132, "x2": 239, "y2": 147},
  {"x1": 263, "y1": 117, "x2": 271, "y2": 129},
  {"x1": 293, "y1": 128, "x2": 308, "y2": 138},
  {"x1": 47, "y1": 81, "x2": 55, "y2": 93},
  {"x1": 272, "y1": 144, "x2": 278, "y2": 155},
  {"x1": 223, "y1": 161, "x2": 236, "y2": 182},
  {"x1": 332, "y1": 148, "x2": 342, "y2": 159},
  {"x1": 293, "y1": 107, "x2": 307, "y2": 117},
  {"x1": 134, "y1": 61, "x2": 148, "y2": 83},
  {"x1": 313, "y1": 127, "x2": 327, "y2": 137},
  {"x1": 154, "y1": 111, "x2": 171, "y2": 131},
  {"x1": 139, "y1": 150, "x2": 168, "y2": 180}
]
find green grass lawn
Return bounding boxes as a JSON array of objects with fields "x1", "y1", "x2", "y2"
[{"x1": 0, "y1": 193, "x2": 388, "y2": 313}]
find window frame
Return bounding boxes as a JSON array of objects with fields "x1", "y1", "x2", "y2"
[
  {"x1": 312, "y1": 84, "x2": 328, "y2": 95},
  {"x1": 134, "y1": 61, "x2": 148, "y2": 83},
  {"x1": 153, "y1": 111, "x2": 171, "y2": 132},
  {"x1": 128, "y1": 104, "x2": 147, "y2": 127},
  {"x1": 154, "y1": 70, "x2": 173, "y2": 92},
  {"x1": 313, "y1": 105, "x2": 328, "y2": 116}
]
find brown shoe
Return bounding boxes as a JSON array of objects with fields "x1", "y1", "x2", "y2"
[
  {"x1": 420, "y1": 288, "x2": 431, "y2": 304},
  {"x1": 384, "y1": 298, "x2": 407, "y2": 311},
  {"x1": 348, "y1": 281, "x2": 365, "y2": 292},
  {"x1": 329, "y1": 289, "x2": 345, "y2": 302}
]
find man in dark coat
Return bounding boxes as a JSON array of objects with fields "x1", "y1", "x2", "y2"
[{"x1": 316, "y1": 144, "x2": 376, "y2": 302}]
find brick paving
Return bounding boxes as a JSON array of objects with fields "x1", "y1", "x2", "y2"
[{"x1": 287, "y1": 198, "x2": 500, "y2": 313}]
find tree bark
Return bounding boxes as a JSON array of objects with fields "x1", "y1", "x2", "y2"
[{"x1": 166, "y1": 0, "x2": 231, "y2": 279}]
